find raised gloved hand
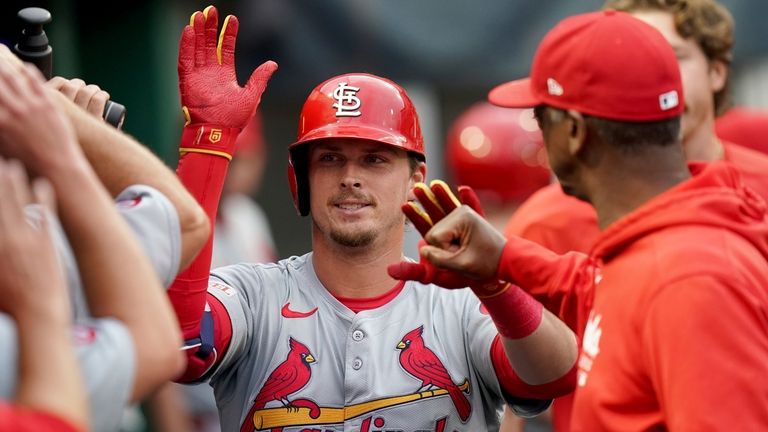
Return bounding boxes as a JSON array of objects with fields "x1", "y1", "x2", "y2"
[
  {"x1": 177, "y1": 5, "x2": 277, "y2": 160},
  {"x1": 388, "y1": 180, "x2": 507, "y2": 296}
]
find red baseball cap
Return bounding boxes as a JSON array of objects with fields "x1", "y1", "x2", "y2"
[{"x1": 489, "y1": 10, "x2": 683, "y2": 121}]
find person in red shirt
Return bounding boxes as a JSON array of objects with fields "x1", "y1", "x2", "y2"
[
  {"x1": 506, "y1": 0, "x2": 768, "y2": 257},
  {"x1": 391, "y1": 9, "x2": 768, "y2": 431},
  {"x1": 715, "y1": 106, "x2": 768, "y2": 155},
  {"x1": 504, "y1": 5, "x2": 768, "y2": 427}
]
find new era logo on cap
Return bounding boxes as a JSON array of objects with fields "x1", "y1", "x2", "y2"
[
  {"x1": 547, "y1": 78, "x2": 564, "y2": 96},
  {"x1": 659, "y1": 90, "x2": 679, "y2": 111}
]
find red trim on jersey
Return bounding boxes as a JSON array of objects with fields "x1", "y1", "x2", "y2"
[
  {"x1": 490, "y1": 335, "x2": 577, "y2": 399},
  {"x1": 176, "y1": 293, "x2": 233, "y2": 383},
  {"x1": 333, "y1": 281, "x2": 406, "y2": 313}
]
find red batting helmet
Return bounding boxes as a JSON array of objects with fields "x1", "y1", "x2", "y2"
[
  {"x1": 288, "y1": 73, "x2": 425, "y2": 216},
  {"x1": 446, "y1": 102, "x2": 550, "y2": 204}
]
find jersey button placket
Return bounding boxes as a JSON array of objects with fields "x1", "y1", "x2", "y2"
[
  {"x1": 352, "y1": 358, "x2": 363, "y2": 370},
  {"x1": 352, "y1": 329, "x2": 365, "y2": 341}
]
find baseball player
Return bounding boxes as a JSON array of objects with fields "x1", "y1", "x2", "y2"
[
  {"x1": 397, "y1": 10, "x2": 768, "y2": 431},
  {"x1": 169, "y1": 6, "x2": 578, "y2": 431},
  {"x1": 0, "y1": 47, "x2": 208, "y2": 431}
]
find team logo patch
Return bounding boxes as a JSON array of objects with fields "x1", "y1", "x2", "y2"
[
  {"x1": 659, "y1": 90, "x2": 679, "y2": 111},
  {"x1": 209, "y1": 128, "x2": 222, "y2": 143},
  {"x1": 397, "y1": 326, "x2": 472, "y2": 422},
  {"x1": 332, "y1": 82, "x2": 362, "y2": 117},
  {"x1": 211, "y1": 281, "x2": 236, "y2": 297},
  {"x1": 547, "y1": 78, "x2": 564, "y2": 96}
]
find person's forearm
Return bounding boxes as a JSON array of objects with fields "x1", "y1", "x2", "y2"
[
  {"x1": 500, "y1": 308, "x2": 578, "y2": 385},
  {"x1": 53, "y1": 91, "x2": 209, "y2": 270},
  {"x1": 15, "y1": 307, "x2": 87, "y2": 430},
  {"x1": 477, "y1": 282, "x2": 578, "y2": 385},
  {"x1": 44, "y1": 160, "x2": 184, "y2": 400}
]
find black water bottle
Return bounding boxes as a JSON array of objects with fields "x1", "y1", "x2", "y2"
[{"x1": 14, "y1": 7, "x2": 126, "y2": 129}]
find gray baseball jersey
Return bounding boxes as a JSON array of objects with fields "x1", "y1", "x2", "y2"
[
  {"x1": 0, "y1": 184, "x2": 181, "y2": 432},
  {"x1": 206, "y1": 253, "x2": 548, "y2": 432}
]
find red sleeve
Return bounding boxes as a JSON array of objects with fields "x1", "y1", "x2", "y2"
[
  {"x1": 497, "y1": 237, "x2": 595, "y2": 335},
  {"x1": 176, "y1": 292, "x2": 233, "y2": 383},
  {"x1": 642, "y1": 275, "x2": 768, "y2": 430},
  {"x1": 0, "y1": 404, "x2": 83, "y2": 432},
  {"x1": 168, "y1": 129, "x2": 235, "y2": 381},
  {"x1": 490, "y1": 335, "x2": 577, "y2": 400}
]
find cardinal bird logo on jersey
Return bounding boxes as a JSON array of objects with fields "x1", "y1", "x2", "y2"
[
  {"x1": 396, "y1": 326, "x2": 472, "y2": 422},
  {"x1": 240, "y1": 338, "x2": 316, "y2": 432}
]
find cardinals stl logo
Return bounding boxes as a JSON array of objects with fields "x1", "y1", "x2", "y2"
[{"x1": 397, "y1": 326, "x2": 472, "y2": 422}]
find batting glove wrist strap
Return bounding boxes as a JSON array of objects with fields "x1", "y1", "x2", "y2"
[{"x1": 179, "y1": 124, "x2": 240, "y2": 161}]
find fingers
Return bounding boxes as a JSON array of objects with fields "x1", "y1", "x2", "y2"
[
  {"x1": 191, "y1": 11, "x2": 206, "y2": 67},
  {"x1": 44, "y1": 77, "x2": 109, "y2": 119},
  {"x1": 57, "y1": 78, "x2": 86, "y2": 101},
  {"x1": 218, "y1": 15, "x2": 238, "y2": 66},
  {"x1": 244, "y1": 60, "x2": 278, "y2": 98},
  {"x1": 387, "y1": 261, "x2": 428, "y2": 283},
  {"x1": 413, "y1": 182, "x2": 446, "y2": 223},
  {"x1": 402, "y1": 201, "x2": 433, "y2": 238},
  {"x1": 202, "y1": 6, "x2": 219, "y2": 65},
  {"x1": 178, "y1": 26, "x2": 196, "y2": 75},
  {"x1": 430, "y1": 180, "x2": 461, "y2": 213},
  {"x1": 457, "y1": 185, "x2": 485, "y2": 217}
]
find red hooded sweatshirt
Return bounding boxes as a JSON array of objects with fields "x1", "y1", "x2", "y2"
[{"x1": 498, "y1": 161, "x2": 768, "y2": 431}]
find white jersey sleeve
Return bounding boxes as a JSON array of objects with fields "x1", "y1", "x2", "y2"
[
  {"x1": 0, "y1": 314, "x2": 136, "y2": 432},
  {"x1": 28, "y1": 185, "x2": 182, "y2": 320}
]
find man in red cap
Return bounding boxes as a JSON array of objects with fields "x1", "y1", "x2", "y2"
[
  {"x1": 506, "y1": 0, "x2": 768, "y2": 256},
  {"x1": 391, "y1": 9, "x2": 768, "y2": 431}
]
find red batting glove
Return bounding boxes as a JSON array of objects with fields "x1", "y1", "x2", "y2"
[
  {"x1": 177, "y1": 6, "x2": 277, "y2": 160},
  {"x1": 388, "y1": 181, "x2": 493, "y2": 287}
]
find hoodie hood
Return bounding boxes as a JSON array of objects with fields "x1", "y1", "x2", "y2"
[{"x1": 592, "y1": 161, "x2": 768, "y2": 263}]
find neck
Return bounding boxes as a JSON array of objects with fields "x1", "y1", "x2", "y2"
[
  {"x1": 311, "y1": 228, "x2": 404, "y2": 299},
  {"x1": 682, "y1": 118, "x2": 723, "y2": 161},
  {"x1": 585, "y1": 145, "x2": 691, "y2": 229}
]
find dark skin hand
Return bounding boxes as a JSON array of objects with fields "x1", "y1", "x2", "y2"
[{"x1": 419, "y1": 205, "x2": 508, "y2": 281}]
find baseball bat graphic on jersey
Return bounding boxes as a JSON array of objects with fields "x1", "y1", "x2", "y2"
[{"x1": 244, "y1": 381, "x2": 470, "y2": 429}]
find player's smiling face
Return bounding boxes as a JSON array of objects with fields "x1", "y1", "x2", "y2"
[{"x1": 308, "y1": 139, "x2": 425, "y2": 249}]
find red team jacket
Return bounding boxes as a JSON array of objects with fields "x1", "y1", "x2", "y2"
[{"x1": 501, "y1": 160, "x2": 768, "y2": 431}]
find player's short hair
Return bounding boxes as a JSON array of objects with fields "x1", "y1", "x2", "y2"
[
  {"x1": 586, "y1": 115, "x2": 682, "y2": 154},
  {"x1": 604, "y1": 0, "x2": 733, "y2": 115},
  {"x1": 408, "y1": 154, "x2": 422, "y2": 175}
]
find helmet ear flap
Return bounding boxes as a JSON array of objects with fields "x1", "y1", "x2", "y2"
[{"x1": 288, "y1": 145, "x2": 311, "y2": 216}]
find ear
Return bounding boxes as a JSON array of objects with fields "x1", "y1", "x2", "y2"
[
  {"x1": 565, "y1": 110, "x2": 587, "y2": 156},
  {"x1": 708, "y1": 59, "x2": 728, "y2": 93},
  {"x1": 407, "y1": 161, "x2": 427, "y2": 200}
]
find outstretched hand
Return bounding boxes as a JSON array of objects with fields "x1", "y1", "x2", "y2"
[
  {"x1": 388, "y1": 180, "x2": 506, "y2": 286},
  {"x1": 178, "y1": 5, "x2": 277, "y2": 129}
]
